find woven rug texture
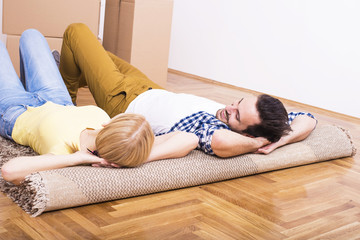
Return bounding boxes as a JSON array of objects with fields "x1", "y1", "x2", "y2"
[{"x1": 0, "y1": 125, "x2": 356, "y2": 216}]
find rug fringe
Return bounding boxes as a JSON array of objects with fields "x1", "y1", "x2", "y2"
[
  {"x1": 337, "y1": 125, "x2": 357, "y2": 157},
  {"x1": 0, "y1": 173, "x2": 48, "y2": 217}
]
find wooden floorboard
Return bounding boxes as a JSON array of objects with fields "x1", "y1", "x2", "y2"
[{"x1": 0, "y1": 71, "x2": 359, "y2": 239}]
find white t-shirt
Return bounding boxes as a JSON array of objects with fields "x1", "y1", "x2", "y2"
[{"x1": 125, "y1": 89, "x2": 225, "y2": 134}]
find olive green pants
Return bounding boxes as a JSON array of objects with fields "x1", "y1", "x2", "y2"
[{"x1": 59, "y1": 23, "x2": 162, "y2": 117}]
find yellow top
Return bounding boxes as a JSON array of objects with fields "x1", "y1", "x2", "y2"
[{"x1": 12, "y1": 102, "x2": 110, "y2": 155}]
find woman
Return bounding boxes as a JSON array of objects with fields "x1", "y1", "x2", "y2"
[{"x1": 0, "y1": 29, "x2": 199, "y2": 185}]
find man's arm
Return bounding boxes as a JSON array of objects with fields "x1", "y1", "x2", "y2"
[
  {"x1": 257, "y1": 114, "x2": 317, "y2": 154},
  {"x1": 211, "y1": 129, "x2": 270, "y2": 158}
]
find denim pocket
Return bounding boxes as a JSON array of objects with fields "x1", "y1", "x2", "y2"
[{"x1": 0, "y1": 105, "x2": 27, "y2": 140}]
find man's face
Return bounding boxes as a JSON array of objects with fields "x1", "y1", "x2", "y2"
[{"x1": 216, "y1": 96, "x2": 261, "y2": 133}]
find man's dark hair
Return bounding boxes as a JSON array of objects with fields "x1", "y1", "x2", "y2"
[{"x1": 243, "y1": 94, "x2": 291, "y2": 142}]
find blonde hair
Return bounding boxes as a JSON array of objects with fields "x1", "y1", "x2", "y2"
[{"x1": 95, "y1": 113, "x2": 154, "y2": 167}]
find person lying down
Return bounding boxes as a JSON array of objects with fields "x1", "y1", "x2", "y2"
[
  {"x1": 0, "y1": 25, "x2": 317, "y2": 185},
  {"x1": 59, "y1": 24, "x2": 317, "y2": 156}
]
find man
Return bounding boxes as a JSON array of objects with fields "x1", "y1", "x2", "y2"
[{"x1": 59, "y1": 23, "x2": 317, "y2": 159}]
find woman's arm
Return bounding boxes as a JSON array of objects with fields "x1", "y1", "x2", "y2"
[
  {"x1": 147, "y1": 131, "x2": 199, "y2": 162},
  {"x1": 1, "y1": 151, "x2": 105, "y2": 185},
  {"x1": 256, "y1": 114, "x2": 317, "y2": 154}
]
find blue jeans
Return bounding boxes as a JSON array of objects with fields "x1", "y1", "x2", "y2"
[{"x1": 0, "y1": 29, "x2": 73, "y2": 140}]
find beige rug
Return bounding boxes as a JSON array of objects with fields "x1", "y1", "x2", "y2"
[{"x1": 0, "y1": 125, "x2": 356, "y2": 217}]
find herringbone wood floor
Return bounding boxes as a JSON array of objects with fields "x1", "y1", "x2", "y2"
[{"x1": 1, "y1": 70, "x2": 359, "y2": 239}]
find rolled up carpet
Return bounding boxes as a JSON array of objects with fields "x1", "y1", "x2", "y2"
[{"x1": 0, "y1": 124, "x2": 356, "y2": 217}]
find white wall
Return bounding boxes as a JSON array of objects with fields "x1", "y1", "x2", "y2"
[{"x1": 168, "y1": 0, "x2": 360, "y2": 118}]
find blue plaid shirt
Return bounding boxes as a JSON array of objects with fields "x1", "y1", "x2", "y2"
[
  {"x1": 288, "y1": 112, "x2": 316, "y2": 124},
  {"x1": 159, "y1": 111, "x2": 315, "y2": 155}
]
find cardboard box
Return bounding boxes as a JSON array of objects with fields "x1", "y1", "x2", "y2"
[
  {"x1": 6, "y1": 35, "x2": 63, "y2": 76},
  {"x1": 3, "y1": 0, "x2": 101, "y2": 38},
  {"x1": 103, "y1": 0, "x2": 173, "y2": 87}
]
